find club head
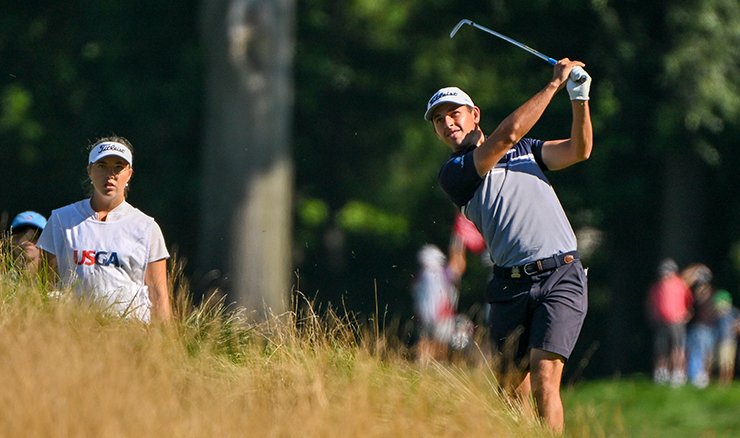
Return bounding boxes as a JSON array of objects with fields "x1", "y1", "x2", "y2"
[{"x1": 450, "y1": 19, "x2": 473, "y2": 38}]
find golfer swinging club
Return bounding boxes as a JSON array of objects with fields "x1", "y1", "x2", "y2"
[{"x1": 426, "y1": 58, "x2": 592, "y2": 434}]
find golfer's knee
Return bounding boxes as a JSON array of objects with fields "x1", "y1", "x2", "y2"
[{"x1": 530, "y1": 350, "x2": 565, "y2": 388}]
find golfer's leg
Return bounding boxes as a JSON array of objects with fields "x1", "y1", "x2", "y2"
[
  {"x1": 514, "y1": 372, "x2": 536, "y2": 418},
  {"x1": 530, "y1": 348, "x2": 565, "y2": 434}
]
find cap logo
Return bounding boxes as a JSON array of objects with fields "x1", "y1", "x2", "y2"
[
  {"x1": 10, "y1": 210, "x2": 47, "y2": 231},
  {"x1": 428, "y1": 90, "x2": 459, "y2": 107}
]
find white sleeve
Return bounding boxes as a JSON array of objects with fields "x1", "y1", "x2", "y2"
[
  {"x1": 149, "y1": 222, "x2": 170, "y2": 262},
  {"x1": 36, "y1": 212, "x2": 58, "y2": 255}
]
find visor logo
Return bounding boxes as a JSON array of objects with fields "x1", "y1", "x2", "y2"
[{"x1": 98, "y1": 143, "x2": 126, "y2": 153}]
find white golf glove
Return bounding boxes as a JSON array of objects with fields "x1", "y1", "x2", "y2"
[{"x1": 567, "y1": 66, "x2": 591, "y2": 101}]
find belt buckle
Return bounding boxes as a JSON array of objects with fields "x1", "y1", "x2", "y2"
[{"x1": 523, "y1": 262, "x2": 539, "y2": 276}]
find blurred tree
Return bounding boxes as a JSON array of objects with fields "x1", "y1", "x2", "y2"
[{"x1": 200, "y1": 0, "x2": 295, "y2": 320}]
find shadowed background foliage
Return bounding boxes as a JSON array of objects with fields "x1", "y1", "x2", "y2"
[{"x1": 4, "y1": 0, "x2": 740, "y2": 380}]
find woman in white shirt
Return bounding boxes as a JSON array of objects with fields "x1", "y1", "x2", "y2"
[{"x1": 37, "y1": 136, "x2": 171, "y2": 322}]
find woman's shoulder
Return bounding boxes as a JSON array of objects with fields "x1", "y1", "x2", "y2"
[
  {"x1": 106, "y1": 201, "x2": 154, "y2": 223},
  {"x1": 49, "y1": 200, "x2": 88, "y2": 218},
  {"x1": 123, "y1": 206, "x2": 164, "y2": 236},
  {"x1": 127, "y1": 205, "x2": 157, "y2": 223}
]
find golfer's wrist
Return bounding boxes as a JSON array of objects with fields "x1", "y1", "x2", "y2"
[{"x1": 546, "y1": 80, "x2": 562, "y2": 94}]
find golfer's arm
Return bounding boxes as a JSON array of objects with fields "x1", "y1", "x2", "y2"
[
  {"x1": 474, "y1": 81, "x2": 561, "y2": 176},
  {"x1": 541, "y1": 100, "x2": 593, "y2": 170}
]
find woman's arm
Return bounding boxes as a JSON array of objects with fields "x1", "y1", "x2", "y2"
[
  {"x1": 41, "y1": 250, "x2": 59, "y2": 282},
  {"x1": 145, "y1": 258, "x2": 171, "y2": 321}
]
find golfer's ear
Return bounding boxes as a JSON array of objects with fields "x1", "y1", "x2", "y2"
[{"x1": 472, "y1": 106, "x2": 481, "y2": 123}]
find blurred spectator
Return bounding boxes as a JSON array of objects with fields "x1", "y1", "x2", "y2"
[
  {"x1": 412, "y1": 214, "x2": 483, "y2": 363},
  {"x1": 713, "y1": 290, "x2": 740, "y2": 386},
  {"x1": 646, "y1": 259, "x2": 693, "y2": 386},
  {"x1": 412, "y1": 242, "x2": 466, "y2": 362},
  {"x1": 452, "y1": 212, "x2": 486, "y2": 255},
  {"x1": 8, "y1": 211, "x2": 48, "y2": 276},
  {"x1": 683, "y1": 264, "x2": 716, "y2": 388}
]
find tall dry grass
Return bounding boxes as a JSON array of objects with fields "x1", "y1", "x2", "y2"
[{"x1": 0, "y1": 245, "x2": 555, "y2": 437}]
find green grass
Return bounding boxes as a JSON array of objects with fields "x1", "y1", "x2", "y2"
[{"x1": 564, "y1": 377, "x2": 740, "y2": 437}]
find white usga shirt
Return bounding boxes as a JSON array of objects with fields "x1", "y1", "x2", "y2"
[{"x1": 37, "y1": 199, "x2": 169, "y2": 322}]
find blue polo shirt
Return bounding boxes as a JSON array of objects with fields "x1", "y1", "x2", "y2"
[{"x1": 438, "y1": 138, "x2": 577, "y2": 267}]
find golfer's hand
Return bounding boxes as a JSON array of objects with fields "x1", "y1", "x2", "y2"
[
  {"x1": 553, "y1": 59, "x2": 583, "y2": 88},
  {"x1": 567, "y1": 67, "x2": 591, "y2": 100},
  {"x1": 552, "y1": 59, "x2": 572, "y2": 87}
]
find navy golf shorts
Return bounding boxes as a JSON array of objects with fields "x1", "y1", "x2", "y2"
[{"x1": 486, "y1": 259, "x2": 588, "y2": 368}]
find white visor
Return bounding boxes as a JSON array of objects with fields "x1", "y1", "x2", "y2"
[{"x1": 89, "y1": 141, "x2": 133, "y2": 166}]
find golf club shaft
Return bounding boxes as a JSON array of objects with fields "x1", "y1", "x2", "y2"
[
  {"x1": 450, "y1": 20, "x2": 556, "y2": 65},
  {"x1": 450, "y1": 19, "x2": 586, "y2": 83}
]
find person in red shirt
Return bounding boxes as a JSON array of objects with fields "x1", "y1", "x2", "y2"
[{"x1": 646, "y1": 259, "x2": 693, "y2": 386}]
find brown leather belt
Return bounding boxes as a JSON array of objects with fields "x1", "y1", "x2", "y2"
[{"x1": 493, "y1": 251, "x2": 579, "y2": 279}]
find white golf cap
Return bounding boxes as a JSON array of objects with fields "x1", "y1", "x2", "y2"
[
  {"x1": 424, "y1": 87, "x2": 475, "y2": 121},
  {"x1": 88, "y1": 141, "x2": 133, "y2": 166}
]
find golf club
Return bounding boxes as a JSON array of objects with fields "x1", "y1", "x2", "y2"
[{"x1": 450, "y1": 19, "x2": 586, "y2": 84}]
